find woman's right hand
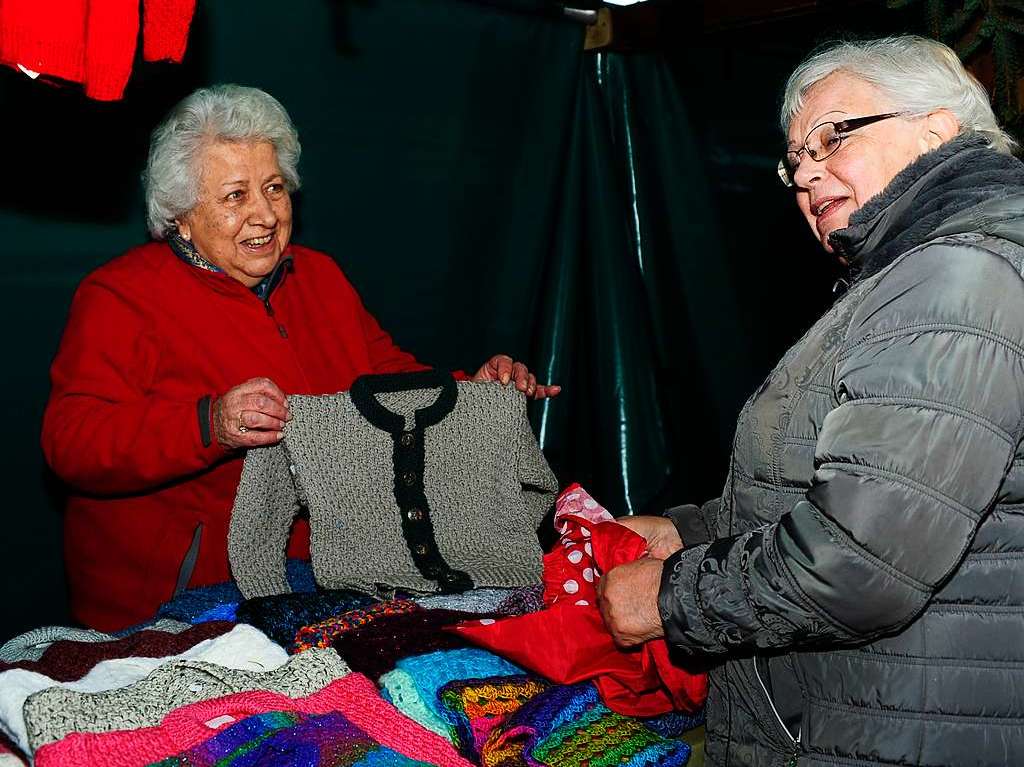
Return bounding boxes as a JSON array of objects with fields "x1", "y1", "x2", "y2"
[
  {"x1": 213, "y1": 377, "x2": 290, "y2": 450},
  {"x1": 615, "y1": 515, "x2": 683, "y2": 560}
]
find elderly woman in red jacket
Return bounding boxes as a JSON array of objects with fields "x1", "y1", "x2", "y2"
[{"x1": 42, "y1": 84, "x2": 559, "y2": 631}]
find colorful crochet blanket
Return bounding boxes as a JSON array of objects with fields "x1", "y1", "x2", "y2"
[
  {"x1": 146, "y1": 710, "x2": 433, "y2": 767},
  {"x1": 481, "y1": 682, "x2": 691, "y2": 767}
]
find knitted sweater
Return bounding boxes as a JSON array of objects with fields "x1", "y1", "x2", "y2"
[
  {"x1": 37, "y1": 672, "x2": 472, "y2": 767},
  {"x1": 230, "y1": 372, "x2": 558, "y2": 599},
  {"x1": 23, "y1": 647, "x2": 348, "y2": 755},
  {"x1": 0, "y1": 624, "x2": 286, "y2": 755},
  {"x1": 0, "y1": 622, "x2": 234, "y2": 681},
  {"x1": 0, "y1": 0, "x2": 196, "y2": 100},
  {"x1": 0, "y1": 619, "x2": 191, "y2": 664}
]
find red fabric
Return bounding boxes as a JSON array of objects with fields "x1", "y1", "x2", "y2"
[
  {"x1": 0, "y1": 0, "x2": 196, "y2": 101},
  {"x1": 42, "y1": 242, "x2": 427, "y2": 631},
  {"x1": 454, "y1": 485, "x2": 707, "y2": 717}
]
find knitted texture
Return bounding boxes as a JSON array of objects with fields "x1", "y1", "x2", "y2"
[
  {"x1": 481, "y1": 682, "x2": 690, "y2": 767},
  {"x1": 294, "y1": 600, "x2": 420, "y2": 653},
  {"x1": 0, "y1": 619, "x2": 191, "y2": 663},
  {"x1": 158, "y1": 559, "x2": 315, "y2": 623},
  {"x1": 229, "y1": 379, "x2": 556, "y2": 598},
  {"x1": 0, "y1": 622, "x2": 234, "y2": 681},
  {"x1": 382, "y1": 649, "x2": 525, "y2": 734},
  {"x1": 438, "y1": 675, "x2": 551, "y2": 761},
  {"x1": 0, "y1": 0, "x2": 196, "y2": 101},
  {"x1": 414, "y1": 589, "x2": 521, "y2": 614},
  {"x1": 380, "y1": 670, "x2": 451, "y2": 739},
  {"x1": 331, "y1": 609, "x2": 494, "y2": 680},
  {"x1": 236, "y1": 590, "x2": 376, "y2": 652},
  {"x1": 0, "y1": 624, "x2": 286, "y2": 754},
  {"x1": 148, "y1": 710, "x2": 432, "y2": 767},
  {"x1": 38, "y1": 672, "x2": 472, "y2": 767},
  {"x1": 494, "y1": 585, "x2": 545, "y2": 617},
  {"x1": 22, "y1": 647, "x2": 347, "y2": 755}
]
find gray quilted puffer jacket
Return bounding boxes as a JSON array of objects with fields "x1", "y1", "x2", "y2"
[{"x1": 659, "y1": 136, "x2": 1024, "y2": 766}]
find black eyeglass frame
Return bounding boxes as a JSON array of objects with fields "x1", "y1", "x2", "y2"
[{"x1": 778, "y1": 112, "x2": 905, "y2": 187}]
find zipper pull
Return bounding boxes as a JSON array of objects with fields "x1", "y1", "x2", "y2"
[
  {"x1": 263, "y1": 299, "x2": 288, "y2": 338},
  {"x1": 785, "y1": 732, "x2": 801, "y2": 766}
]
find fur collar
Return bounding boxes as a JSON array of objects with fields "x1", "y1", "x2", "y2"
[{"x1": 829, "y1": 133, "x2": 1024, "y2": 282}]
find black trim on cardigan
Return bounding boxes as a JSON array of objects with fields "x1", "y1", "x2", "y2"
[{"x1": 349, "y1": 371, "x2": 472, "y2": 593}]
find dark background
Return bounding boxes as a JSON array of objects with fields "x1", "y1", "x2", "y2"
[{"x1": 0, "y1": 0, "x2": 926, "y2": 639}]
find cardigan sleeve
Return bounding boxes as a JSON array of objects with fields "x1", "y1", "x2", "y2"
[
  {"x1": 228, "y1": 442, "x2": 299, "y2": 599},
  {"x1": 41, "y1": 275, "x2": 227, "y2": 496}
]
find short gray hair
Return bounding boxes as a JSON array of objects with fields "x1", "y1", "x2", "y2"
[
  {"x1": 143, "y1": 84, "x2": 302, "y2": 238},
  {"x1": 780, "y1": 35, "x2": 1017, "y2": 155}
]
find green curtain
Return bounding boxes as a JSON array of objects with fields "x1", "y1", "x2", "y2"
[{"x1": 531, "y1": 49, "x2": 749, "y2": 516}]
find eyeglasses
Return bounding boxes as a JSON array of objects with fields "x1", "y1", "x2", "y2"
[{"x1": 777, "y1": 112, "x2": 904, "y2": 187}]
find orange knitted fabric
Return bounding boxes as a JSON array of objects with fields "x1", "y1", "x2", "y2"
[{"x1": 0, "y1": 0, "x2": 196, "y2": 101}]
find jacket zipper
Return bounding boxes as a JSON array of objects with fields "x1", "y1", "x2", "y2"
[
  {"x1": 263, "y1": 297, "x2": 288, "y2": 338},
  {"x1": 753, "y1": 655, "x2": 801, "y2": 766}
]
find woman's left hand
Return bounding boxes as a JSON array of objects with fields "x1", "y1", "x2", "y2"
[
  {"x1": 596, "y1": 557, "x2": 666, "y2": 648},
  {"x1": 472, "y1": 354, "x2": 561, "y2": 399}
]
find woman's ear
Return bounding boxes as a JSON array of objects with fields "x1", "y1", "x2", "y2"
[
  {"x1": 923, "y1": 109, "x2": 960, "y2": 150},
  {"x1": 175, "y1": 219, "x2": 192, "y2": 241}
]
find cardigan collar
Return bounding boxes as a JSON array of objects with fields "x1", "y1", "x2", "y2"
[{"x1": 350, "y1": 370, "x2": 458, "y2": 434}]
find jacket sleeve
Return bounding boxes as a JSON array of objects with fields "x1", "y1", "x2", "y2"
[
  {"x1": 663, "y1": 498, "x2": 719, "y2": 546},
  {"x1": 228, "y1": 441, "x2": 299, "y2": 599},
  {"x1": 659, "y1": 241, "x2": 1024, "y2": 654},
  {"x1": 41, "y1": 275, "x2": 227, "y2": 496}
]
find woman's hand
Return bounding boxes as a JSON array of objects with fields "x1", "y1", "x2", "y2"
[
  {"x1": 597, "y1": 557, "x2": 666, "y2": 648},
  {"x1": 472, "y1": 354, "x2": 561, "y2": 399},
  {"x1": 213, "y1": 377, "x2": 290, "y2": 450},
  {"x1": 615, "y1": 515, "x2": 683, "y2": 560}
]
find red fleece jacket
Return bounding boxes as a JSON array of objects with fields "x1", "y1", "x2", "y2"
[{"x1": 43, "y1": 242, "x2": 427, "y2": 630}]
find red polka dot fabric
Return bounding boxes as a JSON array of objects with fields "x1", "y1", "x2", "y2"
[{"x1": 453, "y1": 484, "x2": 707, "y2": 717}]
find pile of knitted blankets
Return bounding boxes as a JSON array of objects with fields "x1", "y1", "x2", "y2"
[{"x1": 0, "y1": 485, "x2": 706, "y2": 766}]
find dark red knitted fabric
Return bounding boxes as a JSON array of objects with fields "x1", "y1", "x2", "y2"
[
  {"x1": 331, "y1": 609, "x2": 494, "y2": 680},
  {"x1": 0, "y1": 0, "x2": 196, "y2": 101},
  {"x1": 0, "y1": 621, "x2": 234, "y2": 682}
]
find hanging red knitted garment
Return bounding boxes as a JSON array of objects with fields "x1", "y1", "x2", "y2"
[
  {"x1": 453, "y1": 484, "x2": 708, "y2": 718},
  {"x1": 0, "y1": 0, "x2": 196, "y2": 101}
]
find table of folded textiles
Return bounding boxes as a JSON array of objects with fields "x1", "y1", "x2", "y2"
[{"x1": 0, "y1": 486, "x2": 707, "y2": 767}]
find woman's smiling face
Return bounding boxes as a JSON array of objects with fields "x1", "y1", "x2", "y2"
[
  {"x1": 788, "y1": 72, "x2": 937, "y2": 253},
  {"x1": 176, "y1": 139, "x2": 293, "y2": 286}
]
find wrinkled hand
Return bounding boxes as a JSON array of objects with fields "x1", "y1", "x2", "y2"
[
  {"x1": 213, "y1": 377, "x2": 290, "y2": 450},
  {"x1": 597, "y1": 557, "x2": 666, "y2": 648},
  {"x1": 615, "y1": 515, "x2": 683, "y2": 560},
  {"x1": 472, "y1": 354, "x2": 561, "y2": 400}
]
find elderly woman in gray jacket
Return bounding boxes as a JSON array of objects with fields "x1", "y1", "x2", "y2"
[{"x1": 599, "y1": 36, "x2": 1024, "y2": 766}]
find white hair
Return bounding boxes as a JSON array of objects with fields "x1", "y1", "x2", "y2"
[
  {"x1": 780, "y1": 35, "x2": 1017, "y2": 155},
  {"x1": 143, "y1": 84, "x2": 302, "y2": 238}
]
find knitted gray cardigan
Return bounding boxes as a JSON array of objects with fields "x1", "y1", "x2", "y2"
[{"x1": 229, "y1": 372, "x2": 558, "y2": 599}]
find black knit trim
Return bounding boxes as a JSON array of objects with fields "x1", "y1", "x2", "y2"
[
  {"x1": 197, "y1": 395, "x2": 213, "y2": 448},
  {"x1": 350, "y1": 370, "x2": 471, "y2": 593},
  {"x1": 349, "y1": 370, "x2": 457, "y2": 434}
]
